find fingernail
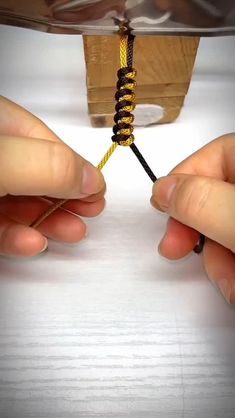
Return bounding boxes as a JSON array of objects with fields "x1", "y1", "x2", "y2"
[
  {"x1": 231, "y1": 287, "x2": 235, "y2": 305},
  {"x1": 40, "y1": 238, "x2": 48, "y2": 253},
  {"x1": 158, "y1": 238, "x2": 165, "y2": 256},
  {"x1": 157, "y1": 218, "x2": 170, "y2": 256},
  {"x1": 152, "y1": 176, "x2": 177, "y2": 211},
  {"x1": 150, "y1": 196, "x2": 164, "y2": 212},
  {"x1": 217, "y1": 279, "x2": 232, "y2": 304},
  {"x1": 81, "y1": 162, "x2": 103, "y2": 196}
]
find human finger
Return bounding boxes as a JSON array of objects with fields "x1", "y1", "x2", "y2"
[
  {"x1": 0, "y1": 196, "x2": 87, "y2": 243},
  {"x1": 48, "y1": 196, "x2": 106, "y2": 217},
  {"x1": 0, "y1": 213, "x2": 47, "y2": 257},
  {"x1": 0, "y1": 135, "x2": 105, "y2": 199},
  {"x1": 0, "y1": 95, "x2": 60, "y2": 142},
  {"x1": 170, "y1": 133, "x2": 235, "y2": 182},
  {"x1": 157, "y1": 217, "x2": 200, "y2": 260},
  {"x1": 203, "y1": 239, "x2": 235, "y2": 304},
  {"x1": 152, "y1": 174, "x2": 235, "y2": 253}
]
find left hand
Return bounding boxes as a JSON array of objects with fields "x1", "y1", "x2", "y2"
[{"x1": 0, "y1": 96, "x2": 106, "y2": 257}]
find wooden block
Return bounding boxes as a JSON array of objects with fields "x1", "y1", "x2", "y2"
[{"x1": 83, "y1": 35, "x2": 199, "y2": 128}]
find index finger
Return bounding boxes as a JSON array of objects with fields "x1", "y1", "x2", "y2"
[
  {"x1": 170, "y1": 133, "x2": 235, "y2": 183},
  {"x1": 0, "y1": 95, "x2": 60, "y2": 142}
]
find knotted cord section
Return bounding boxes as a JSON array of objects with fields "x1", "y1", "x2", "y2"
[
  {"x1": 112, "y1": 34, "x2": 136, "y2": 148},
  {"x1": 31, "y1": 33, "x2": 154, "y2": 229},
  {"x1": 112, "y1": 34, "x2": 157, "y2": 183},
  {"x1": 112, "y1": 66, "x2": 136, "y2": 148},
  {"x1": 31, "y1": 31, "x2": 205, "y2": 255}
]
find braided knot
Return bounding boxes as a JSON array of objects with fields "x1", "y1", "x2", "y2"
[{"x1": 112, "y1": 67, "x2": 137, "y2": 147}]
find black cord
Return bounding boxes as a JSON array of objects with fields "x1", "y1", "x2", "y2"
[{"x1": 114, "y1": 33, "x2": 205, "y2": 254}]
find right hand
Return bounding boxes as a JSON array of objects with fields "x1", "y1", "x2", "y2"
[
  {"x1": 151, "y1": 134, "x2": 235, "y2": 304},
  {"x1": 0, "y1": 96, "x2": 106, "y2": 257}
]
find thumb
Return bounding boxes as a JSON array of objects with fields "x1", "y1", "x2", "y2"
[
  {"x1": 152, "y1": 174, "x2": 235, "y2": 253},
  {"x1": 0, "y1": 135, "x2": 104, "y2": 199}
]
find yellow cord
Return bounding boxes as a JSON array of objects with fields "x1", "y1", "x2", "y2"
[
  {"x1": 120, "y1": 35, "x2": 128, "y2": 68},
  {"x1": 32, "y1": 143, "x2": 119, "y2": 228},
  {"x1": 97, "y1": 31, "x2": 133, "y2": 170},
  {"x1": 96, "y1": 34, "x2": 133, "y2": 165},
  {"x1": 32, "y1": 199, "x2": 68, "y2": 229},
  {"x1": 32, "y1": 37, "x2": 129, "y2": 229},
  {"x1": 97, "y1": 142, "x2": 118, "y2": 171}
]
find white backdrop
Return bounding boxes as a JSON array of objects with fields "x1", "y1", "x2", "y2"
[{"x1": 0, "y1": 25, "x2": 235, "y2": 418}]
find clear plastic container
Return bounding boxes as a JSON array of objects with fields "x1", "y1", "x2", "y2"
[{"x1": 0, "y1": 0, "x2": 235, "y2": 36}]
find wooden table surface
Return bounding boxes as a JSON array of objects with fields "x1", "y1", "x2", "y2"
[{"x1": 0, "y1": 26, "x2": 235, "y2": 418}]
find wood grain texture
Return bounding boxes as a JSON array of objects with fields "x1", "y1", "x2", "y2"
[
  {"x1": 83, "y1": 35, "x2": 199, "y2": 127},
  {"x1": 89, "y1": 96, "x2": 185, "y2": 127}
]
